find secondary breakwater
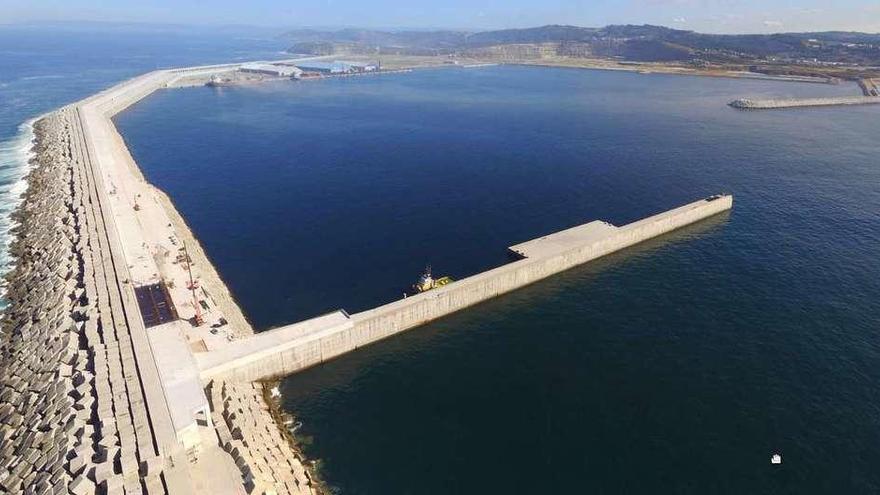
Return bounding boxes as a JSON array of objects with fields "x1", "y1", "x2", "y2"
[
  {"x1": 1, "y1": 59, "x2": 732, "y2": 495},
  {"x1": 729, "y1": 95, "x2": 880, "y2": 110},
  {"x1": 196, "y1": 195, "x2": 733, "y2": 383}
]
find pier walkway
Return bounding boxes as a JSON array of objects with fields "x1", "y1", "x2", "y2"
[
  {"x1": 197, "y1": 195, "x2": 733, "y2": 383},
  {"x1": 729, "y1": 95, "x2": 880, "y2": 109}
]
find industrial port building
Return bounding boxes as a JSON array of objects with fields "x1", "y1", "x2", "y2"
[
  {"x1": 240, "y1": 63, "x2": 303, "y2": 78},
  {"x1": 295, "y1": 61, "x2": 378, "y2": 74}
]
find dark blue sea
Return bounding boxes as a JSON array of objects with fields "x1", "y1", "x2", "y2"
[{"x1": 7, "y1": 25, "x2": 880, "y2": 494}]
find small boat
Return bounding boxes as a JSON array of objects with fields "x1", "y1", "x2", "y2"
[
  {"x1": 206, "y1": 76, "x2": 236, "y2": 87},
  {"x1": 771, "y1": 453, "x2": 782, "y2": 465},
  {"x1": 412, "y1": 265, "x2": 452, "y2": 294}
]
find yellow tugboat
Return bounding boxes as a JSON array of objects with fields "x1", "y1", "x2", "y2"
[{"x1": 413, "y1": 265, "x2": 452, "y2": 293}]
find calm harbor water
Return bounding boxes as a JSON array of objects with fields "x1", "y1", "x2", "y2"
[{"x1": 115, "y1": 66, "x2": 880, "y2": 493}]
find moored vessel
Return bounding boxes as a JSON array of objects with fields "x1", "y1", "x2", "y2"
[{"x1": 412, "y1": 265, "x2": 453, "y2": 293}]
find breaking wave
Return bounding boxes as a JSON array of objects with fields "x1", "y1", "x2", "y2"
[{"x1": 0, "y1": 119, "x2": 37, "y2": 307}]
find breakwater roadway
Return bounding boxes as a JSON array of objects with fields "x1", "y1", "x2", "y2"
[
  {"x1": 729, "y1": 95, "x2": 880, "y2": 109},
  {"x1": 1, "y1": 60, "x2": 730, "y2": 495}
]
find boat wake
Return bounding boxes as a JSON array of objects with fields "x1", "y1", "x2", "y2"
[{"x1": 0, "y1": 119, "x2": 36, "y2": 308}]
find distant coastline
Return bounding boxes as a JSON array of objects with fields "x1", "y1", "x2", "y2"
[
  {"x1": 508, "y1": 59, "x2": 841, "y2": 84},
  {"x1": 282, "y1": 24, "x2": 880, "y2": 83}
]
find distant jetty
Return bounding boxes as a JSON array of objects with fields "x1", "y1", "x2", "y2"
[{"x1": 729, "y1": 96, "x2": 880, "y2": 110}]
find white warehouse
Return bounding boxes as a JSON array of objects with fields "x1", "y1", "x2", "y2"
[{"x1": 240, "y1": 63, "x2": 303, "y2": 78}]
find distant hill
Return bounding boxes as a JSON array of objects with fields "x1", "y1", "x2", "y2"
[
  {"x1": 284, "y1": 28, "x2": 468, "y2": 56},
  {"x1": 283, "y1": 24, "x2": 880, "y2": 66},
  {"x1": 462, "y1": 25, "x2": 599, "y2": 46}
]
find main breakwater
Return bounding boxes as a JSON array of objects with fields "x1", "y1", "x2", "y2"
[
  {"x1": 0, "y1": 61, "x2": 732, "y2": 494},
  {"x1": 0, "y1": 65, "x2": 320, "y2": 494}
]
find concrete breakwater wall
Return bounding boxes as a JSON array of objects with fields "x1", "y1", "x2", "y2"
[
  {"x1": 198, "y1": 195, "x2": 733, "y2": 382},
  {"x1": 729, "y1": 96, "x2": 880, "y2": 109},
  {"x1": 0, "y1": 60, "x2": 324, "y2": 494},
  {"x1": 351, "y1": 196, "x2": 731, "y2": 346},
  {"x1": 77, "y1": 65, "x2": 318, "y2": 494},
  {"x1": 88, "y1": 71, "x2": 174, "y2": 117}
]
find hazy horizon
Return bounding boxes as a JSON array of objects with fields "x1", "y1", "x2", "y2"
[
  {"x1": 1, "y1": 1, "x2": 879, "y2": 35},
  {"x1": 2, "y1": 18, "x2": 880, "y2": 37}
]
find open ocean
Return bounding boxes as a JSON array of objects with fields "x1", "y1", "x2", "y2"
[
  {"x1": 5, "y1": 24, "x2": 880, "y2": 494},
  {"x1": 115, "y1": 65, "x2": 880, "y2": 494}
]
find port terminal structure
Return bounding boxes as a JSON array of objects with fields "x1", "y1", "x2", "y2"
[
  {"x1": 196, "y1": 194, "x2": 733, "y2": 382},
  {"x1": 3, "y1": 57, "x2": 731, "y2": 495}
]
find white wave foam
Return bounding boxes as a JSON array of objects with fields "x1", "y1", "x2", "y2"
[
  {"x1": 20, "y1": 74, "x2": 65, "y2": 82},
  {"x1": 0, "y1": 118, "x2": 37, "y2": 308}
]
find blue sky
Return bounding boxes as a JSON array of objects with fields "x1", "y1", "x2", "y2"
[{"x1": 1, "y1": 0, "x2": 878, "y2": 33}]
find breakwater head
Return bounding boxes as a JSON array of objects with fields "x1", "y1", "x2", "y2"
[
  {"x1": 729, "y1": 95, "x2": 880, "y2": 110},
  {"x1": 0, "y1": 57, "x2": 731, "y2": 495},
  {"x1": 196, "y1": 194, "x2": 733, "y2": 383}
]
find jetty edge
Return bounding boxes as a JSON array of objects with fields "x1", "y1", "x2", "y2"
[
  {"x1": 196, "y1": 194, "x2": 733, "y2": 383},
  {"x1": 0, "y1": 56, "x2": 733, "y2": 495},
  {"x1": 729, "y1": 95, "x2": 880, "y2": 109},
  {"x1": 729, "y1": 77, "x2": 880, "y2": 109}
]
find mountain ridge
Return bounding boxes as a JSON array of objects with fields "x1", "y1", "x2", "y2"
[{"x1": 283, "y1": 23, "x2": 880, "y2": 66}]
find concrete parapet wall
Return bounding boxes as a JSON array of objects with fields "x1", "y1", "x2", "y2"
[
  {"x1": 90, "y1": 72, "x2": 174, "y2": 117},
  {"x1": 349, "y1": 195, "x2": 732, "y2": 347},
  {"x1": 201, "y1": 195, "x2": 732, "y2": 382},
  {"x1": 197, "y1": 312, "x2": 355, "y2": 382}
]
